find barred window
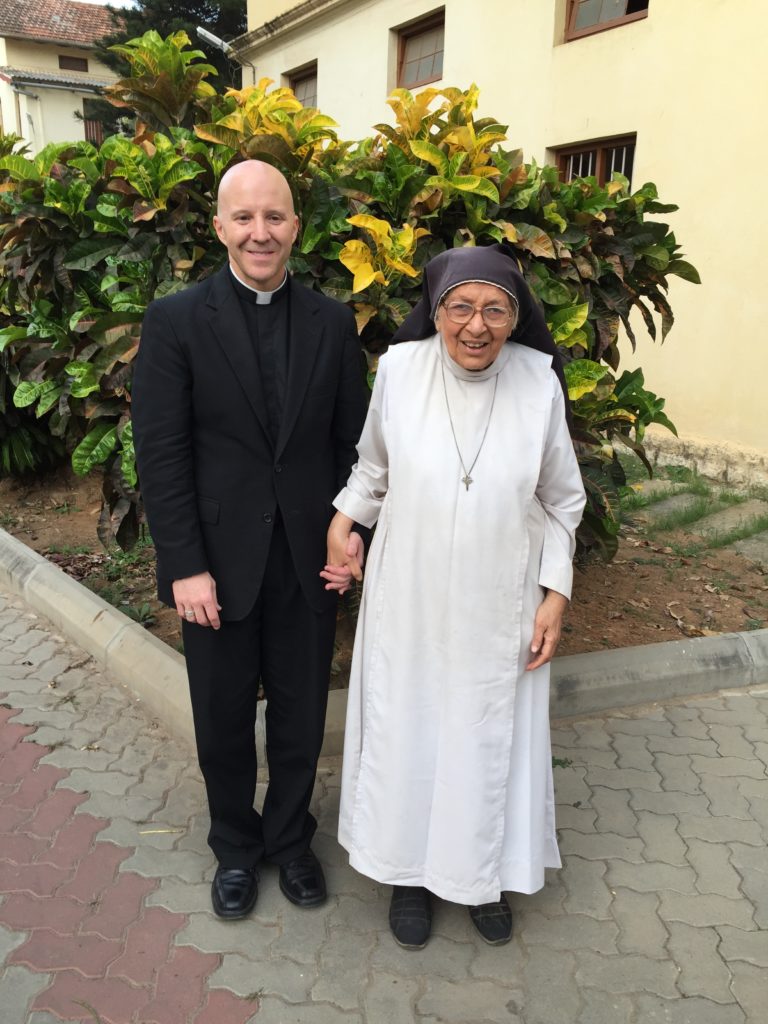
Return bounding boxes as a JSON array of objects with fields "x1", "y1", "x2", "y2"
[
  {"x1": 555, "y1": 135, "x2": 636, "y2": 188},
  {"x1": 566, "y1": 0, "x2": 649, "y2": 41}
]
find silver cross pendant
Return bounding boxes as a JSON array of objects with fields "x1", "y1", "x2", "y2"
[{"x1": 462, "y1": 474, "x2": 473, "y2": 490}]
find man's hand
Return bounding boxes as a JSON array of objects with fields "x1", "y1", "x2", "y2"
[
  {"x1": 321, "y1": 514, "x2": 364, "y2": 594},
  {"x1": 526, "y1": 590, "x2": 568, "y2": 671},
  {"x1": 173, "y1": 572, "x2": 222, "y2": 629}
]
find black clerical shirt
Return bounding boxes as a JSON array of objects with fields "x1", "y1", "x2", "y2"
[{"x1": 229, "y1": 267, "x2": 290, "y2": 445}]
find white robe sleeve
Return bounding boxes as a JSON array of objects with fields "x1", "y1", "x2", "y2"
[
  {"x1": 536, "y1": 375, "x2": 586, "y2": 599},
  {"x1": 333, "y1": 354, "x2": 390, "y2": 528}
]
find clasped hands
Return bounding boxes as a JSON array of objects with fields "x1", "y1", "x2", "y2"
[{"x1": 320, "y1": 512, "x2": 364, "y2": 595}]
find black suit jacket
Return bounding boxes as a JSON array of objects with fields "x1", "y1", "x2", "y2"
[{"x1": 131, "y1": 267, "x2": 368, "y2": 619}]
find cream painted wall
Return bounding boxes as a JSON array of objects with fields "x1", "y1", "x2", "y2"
[
  {"x1": 0, "y1": 37, "x2": 116, "y2": 149},
  {"x1": 240, "y1": 0, "x2": 765, "y2": 455}
]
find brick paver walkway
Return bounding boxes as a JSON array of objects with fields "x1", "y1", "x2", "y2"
[{"x1": 1, "y1": 586, "x2": 767, "y2": 1023}]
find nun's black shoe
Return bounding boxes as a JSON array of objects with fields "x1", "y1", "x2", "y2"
[
  {"x1": 211, "y1": 866, "x2": 259, "y2": 919},
  {"x1": 389, "y1": 886, "x2": 432, "y2": 950},
  {"x1": 469, "y1": 896, "x2": 513, "y2": 945}
]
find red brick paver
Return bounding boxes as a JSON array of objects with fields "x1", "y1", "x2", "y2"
[{"x1": 0, "y1": 704, "x2": 255, "y2": 1023}]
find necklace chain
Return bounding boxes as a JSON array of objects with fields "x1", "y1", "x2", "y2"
[{"x1": 440, "y1": 362, "x2": 498, "y2": 491}]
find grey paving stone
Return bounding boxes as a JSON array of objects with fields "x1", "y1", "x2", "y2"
[
  {"x1": 119, "y1": 845, "x2": 211, "y2": 882},
  {"x1": 732, "y1": 530, "x2": 768, "y2": 569},
  {"x1": 560, "y1": 857, "x2": 613, "y2": 919},
  {"x1": 606, "y1": 716, "x2": 675, "y2": 738},
  {"x1": 56, "y1": 766, "x2": 136, "y2": 797},
  {"x1": 5, "y1": 629, "x2": 55, "y2": 655},
  {"x1": 589, "y1": 785, "x2": 638, "y2": 837},
  {"x1": 610, "y1": 888, "x2": 668, "y2": 957},
  {"x1": 77, "y1": 789, "x2": 164, "y2": 823},
  {"x1": 39, "y1": 745, "x2": 117, "y2": 772},
  {"x1": 526, "y1": 874, "x2": 566, "y2": 915},
  {"x1": 612, "y1": 731, "x2": 655, "y2": 771},
  {"x1": 418, "y1": 976, "x2": 523, "y2": 1024},
  {"x1": 267, "y1": 901, "x2": 337, "y2": 965},
  {"x1": 551, "y1": 744, "x2": 618, "y2": 769},
  {"x1": 550, "y1": 725, "x2": 579, "y2": 748},
  {"x1": 658, "y1": 892, "x2": 757, "y2": 930},
  {"x1": 574, "y1": 949, "x2": 679, "y2": 998},
  {"x1": 558, "y1": 829, "x2": 645, "y2": 863},
  {"x1": 717, "y1": 924, "x2": 768, "y2": 967},
  {"x1": 209, "y1": 953, "x2": 318, "y2": 1002},
  {"x1": 685, "y1": 838, "x2": 743, "y2": 899},
  {"x1": 729, "y1": 960, "x2": 767, "y2": 1022},
  {"x1": 667, "y1": 712, "x2": 711, "y2": 741},
  {"x1": 697, "y1": 774, "x2": 752, "y2": 819},
  {"x1": 0, "y1": 965, "x2": 53, "y2": 1021},
  {"x1": 572, "y1": 720, "x2": 613, "y2": 749},
  {"x1": 518, "y1": 909, "x2": 618, "y2": 953},
  {"x1": 145, "y1": 877, "x2": 213, "y2": 915},
  {"x1": 311, "y1": 927, "x2": 376, "y2": 1010},
  {"x1": 13, "y1": 705, "x2": 86, "y2": 731},
  {"x1": 634, "y1": 811, "x2": 689, "y2": 866},
  {"x1": 576, "y1": 989, "x2": 633, "y2": 1024},
  {"x1": 177, "y1": 911, "x2": 279, "y2": 959},
  {"x1": 607, "y1": 861, "x2": 697, "y2": 895},
  {"x1": 689, "y1": 753, "x2": 766, "y2": 780},
  {"x1": 666, "y1": 921, "x2": 733, "y2": 1003},
  {"x1": 98, "y1": 816, "x2": 182, "y2": 850},
  {"x1": 517, "y1": 947, "x2": 580, "y2": 1024},
  {"x1": 646, "y1": 733, "x2": 719, "y2": 758},
  {"x1": 708, "y1": 723, "x2": 758, "y2": 760},
  {"x1": 654, "y1": 752, "x2": 702, "y2": 794},
  {"x1": 554, "y1": 802, "x2": 598, "y2": 834},
  {"x1": 741, "y1": 791, "x2": 768, "y2": 838},
  {"x1": 634, "y1": 994, "x2": 745, "y2": 1024},
  {"x1": 372, "y1": 931, "x2": 477, "y2": 983},
  {"x1": 249, "y1": 998, "x2": 357, "y2": 1023},
  {"x1": 28, "y1": 724, "x2": 100, "y2": 750},
  {"x1": 585, "y1": 765, "x2": 662, "y2": 793},
  {"x1": 362, "y1": 971, "x2": 420, "y2": 1024},
  {"x1": 552, "y1": 765, "x2": 593, "y2": 806},
  {"x1": 677, "y1": 813, "x2": 764, "y2": 846},
  {"x1": 159, "y1": 776, "x2": 207, "y2": 826},
  {"x1": 699, "y1": 706, "x2": 762, "y2": 727},
  {"x1": 630, "y1": 791, "x2": 714, "y2": 817},
  {"x1": 0, "y1": 922, "x2": 27, "y2": 960},
  {"x1": 727, "y1": 843, "x2": 768, "y2": 929}
]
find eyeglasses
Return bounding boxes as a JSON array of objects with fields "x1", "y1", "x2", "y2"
[{"x1": 442, "y1": 302, "x2": 514, "y2": 327}]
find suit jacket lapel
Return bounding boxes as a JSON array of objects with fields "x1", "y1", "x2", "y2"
[
  {"x1": 277, "y1": 283, "x2": 322, "y2": 458},
  {"x1": 205, "y1": 267, "x2": 272, "y2": 445}
]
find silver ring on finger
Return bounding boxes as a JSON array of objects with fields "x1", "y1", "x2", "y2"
[{"x1": 184, "y1": 610, "x2": 195, "y2": 619}]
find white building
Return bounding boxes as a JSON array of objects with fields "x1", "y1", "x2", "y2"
[
  {"x1": 234, "y1": 0, "x2": 768, "y2": 479},
  {"x1": 0, "y1": 0, "x2": 116, "y2": 151}
]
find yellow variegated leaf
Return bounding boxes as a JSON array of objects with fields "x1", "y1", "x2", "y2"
[
  {"x1": 347, "y1": 214, "x2": 391, "y2": 247},
  {"x1": 339, "y1": 240, "x2": 384, "y2": 293},
  {"x1": 384, "y1": 257, "x2": 419, "y2": 278},
  {"x1": 353, "y1": 303, "x2": 377, "y2": 334}
]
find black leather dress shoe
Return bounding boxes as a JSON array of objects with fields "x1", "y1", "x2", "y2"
[
  {"x1": 389, "y1": 886, "x2": 432, "y2": 950},
  {"x1": 278, "y1": 849, "x2": 327, "y2": 907},
  {"x1": 469, "y1": 895, "x2": 513, "y2": 945},
  {"x1": 211, "y1": 866, "x2": 259, "y2": 919}
]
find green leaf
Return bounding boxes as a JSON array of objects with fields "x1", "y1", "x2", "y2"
[
  {"x1": 13, "y1": 381, "x2": 45, "y2": 408},
  {"x1": 64, "y1": 239, "x2": 120, "y2": 272},
  {"x1": 547, "y1": 303, "x2": 589, "y2": 344},
  {"x1": 409, "y1": 140, "x2": 449, "y2": 176},
  {"x1": 565, "y1": 358, "x2": 610, "y2": 401},
  {"x1": 71, "y1": 424, "x2": 117, "y2": 475},
  {"x1": 0, "y1": 154, "x2": 41, "y2": 181},
  {"x1": 666, "y1": 259, "x2": 701, "y2": 284},
  {"x1": 0, "y1": 326, "x2": 28, "y2": 352}
]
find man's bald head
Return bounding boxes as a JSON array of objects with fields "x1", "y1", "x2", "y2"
[{"x1": 213, "y1": 160, "x2": 299, "y2": 292}]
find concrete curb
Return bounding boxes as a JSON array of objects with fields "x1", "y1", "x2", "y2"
[{"x1": 2, "y1": 527, "x2": 768, "y2": 755}]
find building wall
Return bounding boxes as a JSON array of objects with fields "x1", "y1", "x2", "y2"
[
  {"x1": 242, "y1": 0, "x2": 765, "y2": 457},
  {"x1": 0, "y1": 37, "x2": 115, "y2": 149}
]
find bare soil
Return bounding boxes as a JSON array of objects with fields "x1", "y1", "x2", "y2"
[{"x1": 1, "y1": 468, "x2": 766, "y2": 678}]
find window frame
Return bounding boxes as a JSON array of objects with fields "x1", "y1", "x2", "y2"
[
  {"x1": 565, "y1": 0, "x2": 649, "y2": 42},
  {"x1": 287, "y1": 61, "x2": 318, "y2": 108},
  {"x1": 58, "y1": 54, "x2": 89, "y2": 73},
  {"x1": 397, "y1": 10, "x2": 445, "y2": 90},
  {"x1": 554, "y1": 133, "x2": 637, "y2": 187}
]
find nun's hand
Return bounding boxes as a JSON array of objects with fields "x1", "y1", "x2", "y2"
[
  {"x1": 526, "y1": 590, "x2": 569, "y2": 671},
  {"x1": 322, "y1": 515, "x2": 364, "y2": 593}
]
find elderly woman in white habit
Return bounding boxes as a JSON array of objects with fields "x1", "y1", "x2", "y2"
[{"x1": 321, "y1": 244, "x2": 586, "y2": 950}]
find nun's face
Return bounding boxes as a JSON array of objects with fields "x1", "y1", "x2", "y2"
[{"x1": 435, "y1": 283, "x2": 514, "y2": 371}]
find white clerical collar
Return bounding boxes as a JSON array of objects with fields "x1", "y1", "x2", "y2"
[{"x1": 229, "y1": 265, "x2": 288, "y2": 304}]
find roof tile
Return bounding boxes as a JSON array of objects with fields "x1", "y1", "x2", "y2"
[{"x1": 0, "y1": 0, "x2": 115, "y2": 47}]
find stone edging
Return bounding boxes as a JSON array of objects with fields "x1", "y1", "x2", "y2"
[{"x1": 2, "y1": 527, "x2": 767, "y2": 755}]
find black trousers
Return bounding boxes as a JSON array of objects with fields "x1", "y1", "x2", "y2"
[{"x1": 182, "y1": 521, "x2": 337, "y2": 869}]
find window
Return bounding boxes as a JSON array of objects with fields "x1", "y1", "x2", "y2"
[
  {"x1": 555, "y1": 134, "x2": 636, "y2": 187},
  {"x1": 59, "y1": 55, "x2": 89, "y2": 72},
  {"x1": 565, "y1": 0, "x2": 649, "y2": 41},
  {"x1": 83, "y1": 98, "x2": 104, "y2": 146},
  {"x1": 289, "y1": 63, "x2": 318, "y2": 108},
  {"x1": 398, "y1": 12, "x2": 444, "y2": 89}
]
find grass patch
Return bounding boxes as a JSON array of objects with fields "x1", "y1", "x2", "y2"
[
  {"x1": 699, "y1": 513, "x2": 768, "y2": 550},
  {"x1": 646, "y1": 496, "x2": 724, "y2": 534}
]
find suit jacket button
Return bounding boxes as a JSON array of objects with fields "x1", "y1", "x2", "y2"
[
  {"x1": 274, "y1": 463, "x2": 283, "y2": 473},
  {"x1": 263, "y1": 513, "x2": 273, "y2": 524}
]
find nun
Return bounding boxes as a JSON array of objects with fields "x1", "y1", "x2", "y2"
[{"x1": 323, "y1": 245, "x2": 586, "y2": 949}]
